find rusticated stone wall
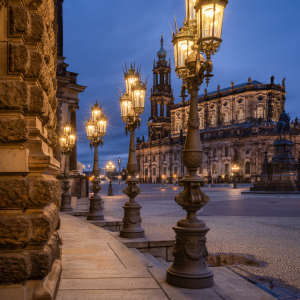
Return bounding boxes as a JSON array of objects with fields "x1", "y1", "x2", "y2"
[{"x1": 0, "y1": 0, "x2": 61, "y2": 296}]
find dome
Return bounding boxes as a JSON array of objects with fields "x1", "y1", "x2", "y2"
[{"x1": 157, "y1": 36, "x2": 167, "y2": 61}]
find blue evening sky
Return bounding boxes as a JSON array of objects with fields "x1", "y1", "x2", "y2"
[{"x1": 63, "y1": 0, "x2": 300, "y2": 170}]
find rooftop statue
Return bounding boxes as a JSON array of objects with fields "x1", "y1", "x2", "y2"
[{"x1": 276, "y1": 110, "x2": 291, "y2": 140}]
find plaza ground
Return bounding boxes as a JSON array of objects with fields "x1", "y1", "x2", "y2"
[{"x1": 97, "y1": 182, "x2": 300, "y2": 299}]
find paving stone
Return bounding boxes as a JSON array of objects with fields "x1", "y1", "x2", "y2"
[{"x1": 56, "y1": 289, "x2": 169, "y2": 300}]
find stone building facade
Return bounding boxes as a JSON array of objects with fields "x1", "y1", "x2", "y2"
[
  {"x1": 0, "y1": 0, "x2": 61, "y2": 298},
  {"x1": 137, "y1": 46, "x2": 300, "y2": 183}
]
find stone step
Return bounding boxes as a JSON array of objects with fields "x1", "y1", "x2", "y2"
[
  {"x1": 156, "y1": 256, "x2": 172, "y2": 268},
  {"x1": 130, "y1": 249, "x2": 166, "y2": 268}
]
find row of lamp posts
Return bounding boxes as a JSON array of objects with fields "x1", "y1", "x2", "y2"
[{"x1": 59, "y1": 0, "x2": 228, "y2": 290}]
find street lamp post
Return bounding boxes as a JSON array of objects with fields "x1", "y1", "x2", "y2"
[
  {"x1": 167, "y1": 0, "x2": 228, "y2": 289},
  {"x1": 174, "y1": 174, "x2": 177, "y2": 186},
  {"x1": 118, "y1": 157, "x2": 121, "y2": 184},
  {"x1": 85, "y1": 101, "x2": 107, "y2": 220},
  {"x1": 231, "y1": 164, "x2": 239, "y2": 189},
  {"x1": 162, "y1": 175, "x2": 165, "y2": 189},
  {"x1": 106, "y1": 161, "x2": 114, "y2": 196},
  {"x1": 59, "y1": 123, "x2": 76, "y2": 212},
  {"x1": 88, "y1": 164, "x2": 91, "y2": 176},
  {"x1": 119, "y1": 63, "x2": 147, "y2": 238}
]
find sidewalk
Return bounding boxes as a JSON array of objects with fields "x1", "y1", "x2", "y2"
[{"x1": 56, "y1": 213, "x2": 276, "y2": 300}]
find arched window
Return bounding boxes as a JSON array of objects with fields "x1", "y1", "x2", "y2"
[
  {"x1": 257, "y1": 106, "x2": 264, "y2": 119},
  {"x1": 211, "y1": 114, "x2": 217, "y2": 127},
  {"x1": 224, "y1": 111, "x2": 230, "y2": 123},
  {"x1": 225, "y1": 147, "x2": 229, "y2": 156},
  {"x1": 213, "y1": 148, "x2": 217, "y2": 158},
  {"x1": 237, "y1": 109, "x2": 244, "y2": 122},
  {"x1": 174, "y1": 152, "x2": 177, "y2": 160},
  {"x1": 245, "y1": 162, "x2": 250, "y2": 174}
]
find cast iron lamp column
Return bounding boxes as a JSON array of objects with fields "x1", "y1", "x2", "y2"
[
  {"x1": 119, "y1": 63, "x2": 147, "y2": 238},
  {"x1": 106, "y1": 161, "x2": 114, "y2": 196},
  {"x1": 232, "y1": 164, "x2": 239, "y2": 189},
  {"x1": 167, "y1": 0, "x2": 228, "y2": 289},
  {"x1": 59, "y1": 124, "x2": 76, "y2": 212},
  {"x1": 86, "y1": 101, "x2": 107, "y2": 220}
]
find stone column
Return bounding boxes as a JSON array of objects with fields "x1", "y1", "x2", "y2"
[
  {"x1": 69, "y1": 105, "x2": 78, "y2": 173},
  {"x1": 0, "y1": 1, "x2": 61, "y2": 299}
]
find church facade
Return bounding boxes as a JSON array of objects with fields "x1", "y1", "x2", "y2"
[{"x1": 136, "y1": 39, "x2": 300, "y2": 184}]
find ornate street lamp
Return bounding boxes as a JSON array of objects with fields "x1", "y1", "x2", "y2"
[
  {"x1": 106, "y1": 161, "x2": 115, "y2": 196},
  {"x1": 167, "y1": 0, "x2": 228, "y2": 289},
  {"x1": 231, "y1": 164, "x2": 239, "y2": 189},
  {"x1": 59, "y1": 123, "x2": 76, "y2": 212},
  {"x1": 119, "y1": 63, "x2": 147, "y2": 238},
  {"x1": 85, "y1": 101, "x2": 107, "y2": 220}
]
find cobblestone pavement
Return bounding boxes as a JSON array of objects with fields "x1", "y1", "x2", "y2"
[{"x1": 98, "y1": 182, "x2": 300, "y2": 299}]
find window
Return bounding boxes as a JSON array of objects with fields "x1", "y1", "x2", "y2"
[
  {"x1": 245, "y1": 162, "x2": 250, "y2": 174},
  {"x1": 224, "y1": 111, "x2": 230, "y2": 123},
  {"x1": 145, "y1": 168, "x2": 148, "y2": 176},
  {"x1": 257, "y1": 106, "x2": 264, "y2": 119},
  {"x1": 153, "y1": 168, "x2": 156, "y2": 176},
  {"x1": 237, "y1": 109, "x2": 244, "y2": 122},
  {"x1": 211, "y1": 114, "x2": 217, "y2": 127},
  {"x1": 225, "y1": 164, "x2": 229, "y2": 173},
  {"x1": 145, "y1": 156, "x2": 148, "y2": 163},
  {"x1": 225, "y1": 147, "x2": 229, "y2": 156},
  {"x1": 163, "y1": 167, "x2": 166, "y2": 175},
  {"x1": 153, "y1": 155, "x2": 156, "y2": 162},
  {"x1": 213, "y1": 148, "x2": 217, "y2": 158},
  {"x1": 174, "y1": 166, "x2": 177, "y2": 175},
  {"x1": 174, "y1": 152, "x2": 177, "y2": 160},
  {"x1": 213, "y1": 164, "x2": 217, "y2": 174},
  {"x1": 163, "y1": 153, "x2": 166, "y2": 161}
]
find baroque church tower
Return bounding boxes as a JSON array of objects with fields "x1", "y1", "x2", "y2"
[{"x1": 148, "y1": 36, "x2": 174, "y2": 141}]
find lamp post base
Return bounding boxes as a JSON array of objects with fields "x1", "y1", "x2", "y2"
[
  {"x1": 60, "y1": 195, "x2": 73, "y2": 212},
  {"x1": 87, "y1": 197, "x2": 104, "y2": 221},
  {"x1": 166, "y1": 225, "x2": 213, "y2": 289},
  {"x1": 120, "y1": 204, "x2": 144, "y2": 238},
  {"x1": 60, "y1": 179, "x2": 73, "y2": 212},
  {"x1": 108, "y1": 182, "x2": 113, "y2": 196}
]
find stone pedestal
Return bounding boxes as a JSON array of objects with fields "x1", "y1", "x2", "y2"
[
  {"x1": 108, "y1": 182, "x2": 113, "y2": 196},
  {"x1": 87, "y1": 178, "x2": 104, "y2": 221},
  {"x1": 167, "y1": 225, "x2": 213, "y2": 289},
  {"x1": 120, "y1": 204, "x2": 144, "y2": 238},
  {"x1": 251, "y1": 139, "x2": 300, "y2": 192}
]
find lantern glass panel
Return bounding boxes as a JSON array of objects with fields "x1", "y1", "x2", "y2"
[
  {"x1": 92, "y1": 107, "x2": 101, "y2": 122},
  {"x1": 198, "y1": 4, "x2": 224, "y2": 39},
  {"x1": 186, "y1": 0, "x2": 196, "y2": 21},
  {"x1": 64, "y1": 126, "x2": 71, "y2": 136},
  {"x1": 60, "y1": 137, "x2": 67, "y2": 147},
  {"x1": 68, "y1": 135, "x2": 76, "y2": 147},
  {"x1": 86, "y1": 123, "x2": 95, "y2": 139},
  {"x1": 120, "y1": 98, "x2": 132, "y2": 119},
  {"x1": 133, "y1": 89, "x2": 145, "y2": 110},
  {"x1": 125, "y1": 77, "x2": 138, "y2": 95},
  {"x1": 97, "y1": 116, "x2": 107, "y2": 137},
  {"x1": 177, "y1": 39, "x2": 194, "y2": 69}
]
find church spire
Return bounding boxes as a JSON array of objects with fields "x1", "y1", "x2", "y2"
[{"x1": 157, "y1": 35, "x2": 167, "y2": 61}]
